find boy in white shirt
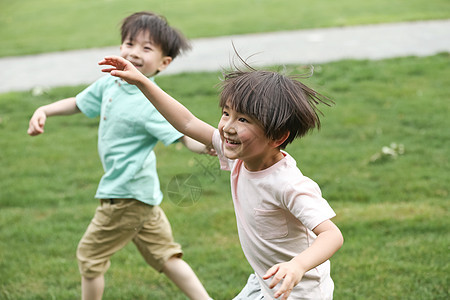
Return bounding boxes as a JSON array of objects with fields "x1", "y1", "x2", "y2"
[{"x1": 99, "y1": 55, "x2": 344, "y2": 299}]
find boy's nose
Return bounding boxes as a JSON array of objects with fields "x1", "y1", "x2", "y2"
[
  {"x1": 223, "y1": 120, "x2": 237, "y2": 134},
  {"x1": 129, "y1": 47, "x2": 140, "y2": 58}
]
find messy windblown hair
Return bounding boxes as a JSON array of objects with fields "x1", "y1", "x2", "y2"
[{"x1": 219, "y1": 53, "x2": 333, "y2": 149}]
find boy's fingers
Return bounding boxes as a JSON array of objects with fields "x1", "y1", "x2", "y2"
[
  {"x1": 100, "y1": 56, "x2": 127, "y2": 65},
  {"x1": 98, "y1": 57, "x2": 119, "y2": 66},
  {"x1": 27, "y1": 124, "x2": 43, "y2": 136},
  {"x1": 35, "y1": 116, "x2": 44, "y2": 128},
  {"x1": 280, "y1": 289, "x2": 292, "y2": 300},
  {"x1": 104, "y1": 55, "x2": 121, "y2": 60},
  {"x1": 98, "y1": 58, "x2": 110, "y2": 65},
  {"x1": 110, "y1": 70, "x2": 124, "y2": 77},
  {"x1": 274, "y1": 275, "x2": 293, "y2": 299},
  {"x1": 28, "y1": 115, "x2": 45, "y2": 135},
  {"x1": 29, "y1": 119, "x2": 38, "y2": 130},
  {"x1": 263, "y1": 265, "x2": 278, "y2": 279},
  {"x1": 269, "y1": 272, "x2": 285, "y2": 289},
  {"x1": 101, "y1": 67, "x2": 117, "y2": 73}
]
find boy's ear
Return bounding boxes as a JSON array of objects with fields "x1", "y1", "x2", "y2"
[
  {"x1": 271, "y1": 131, "x2": 290, "y2": 148},
  {"x1": 157, "y1": 56, "x2": 173, "y2": 72}
]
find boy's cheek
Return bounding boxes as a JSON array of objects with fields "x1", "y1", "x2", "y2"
[{"x1": 217, "y1": 121, "x2": 225, "y2": 134}]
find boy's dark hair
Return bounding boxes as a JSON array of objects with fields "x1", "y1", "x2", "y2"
[
  {"x1": 219, "y1": 57, "x2": 332, "y2": 149},
  {"x1": 121, "y1": 11, "x2": 191, "y2": 59}
]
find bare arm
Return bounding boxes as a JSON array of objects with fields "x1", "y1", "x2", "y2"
[
  {"x1": 27, "y1": 97, "x2": 80, "y2": 136},
  {"x1": 99, "y1": 56, "x2": 215, "y2": 146},
  {"x1": 263, "y1": 219, "x2": 343, "y2": 299},
  {"x1": 180, "y1": 136, "x2": 216, "y2": 155}
]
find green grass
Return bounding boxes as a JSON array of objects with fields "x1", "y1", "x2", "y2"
[
  {"x1": 1, "y1": 0, "x2": 449, "y2": 57},
  {"x1": 1, "y1": 54, "x2": 449, "y2": 299}
]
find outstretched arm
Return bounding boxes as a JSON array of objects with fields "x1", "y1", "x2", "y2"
[
  {"x1": 27, "y1": 97, "x2": 80, "y2": 136},
  {"x1": 263, "y1": 219, "x2": 343, "y2": 299},
  {"x1": 180, "y1": 136, "x2": 216, "y2": 155},
  {"x1": 99, "y1": 56, "x2": 215, "y2": 147}
]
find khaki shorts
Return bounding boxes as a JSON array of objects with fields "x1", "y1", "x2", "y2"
[{"x1": 77, "y1": 199, "x2": 182, "y2": 278}]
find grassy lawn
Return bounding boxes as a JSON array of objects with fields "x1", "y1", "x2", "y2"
[
  {"x1": 1, "y1": 0, "x2": 449, "y2": 57},
  {"x1": 0, "y1": 53, "x2": 448, "y2": 299}
]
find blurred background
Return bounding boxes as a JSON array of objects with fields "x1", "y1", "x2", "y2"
[{"x1": 1, "y1": 0, "x2": 449, "y2": 57}]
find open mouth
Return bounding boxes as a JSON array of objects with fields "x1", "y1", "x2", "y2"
[
  {"x1": 226, "y1": 139, "x2": 240, "y2": 145},
  {"x1": 129, "y1": 60, "x2": 143, "y2": 68}
]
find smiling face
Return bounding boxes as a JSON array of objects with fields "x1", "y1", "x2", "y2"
[
  {"x1": 218, "y1": 104, "x2": 285, "y2": 171},
  {"x1": 120, "y1": 30, "x2": 172, "y2": 77}
]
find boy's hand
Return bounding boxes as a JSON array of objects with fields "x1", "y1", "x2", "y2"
[
  {"x1": 263, "y1": 260, "x2": 305, "y2": 300},
  {"x1": 99, "y1": 56, "x2": 145, "y2": 85},
  {"x1": 204, "y1": 145, "x2": 217, "y2": 156},
  {"x1": 27, "y1": 109, "x2": 47, "y2": 136}
]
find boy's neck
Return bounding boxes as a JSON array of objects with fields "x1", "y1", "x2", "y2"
[{"x1": 243, "y1": 150, "x2": 285, "y2": 172}]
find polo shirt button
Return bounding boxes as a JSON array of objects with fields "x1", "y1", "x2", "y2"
[
  {"x1": 103, "y1": 117, "x2": 107, "y2": 120},
  {"x1": 109, "y1": 98, "x2": 112, "y2": 102}
]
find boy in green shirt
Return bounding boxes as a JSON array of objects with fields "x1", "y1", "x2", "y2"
[{"x1": 28, "y1": 11, "x2": 211, "y2": 300}]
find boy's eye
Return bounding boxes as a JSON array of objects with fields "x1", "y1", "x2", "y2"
[
  {"x1": 238, "y1": 117, "x2": 249, "y2": 123},
  {"x1": 144, "y1": 47, "x2": 152, "y2": 51},
  {"x1": 126, "y1": 42, "x2": 133, "y2": 46},
  {"x1": 222, "y1": 111, "x2": 229, "y2": 116}
]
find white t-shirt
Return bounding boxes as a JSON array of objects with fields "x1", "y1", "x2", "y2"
[{"x1": 212, "y1": 130, "x2": 336, "y2": 299}]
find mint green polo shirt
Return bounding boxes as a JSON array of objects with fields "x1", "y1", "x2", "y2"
[{"x1": 76, "y1": 75, "x2": 183, "y2": 205}]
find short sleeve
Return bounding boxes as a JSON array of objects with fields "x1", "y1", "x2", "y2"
[
  {"x1": 76, "y1": 76, "x2": 108, "y2": 118},
  {"x1": 144, "y1": 106, "x2": 183, "y2": 146},
  {"x1": 212, "y1": 129, "x2": 235, "y2": 171},
  {"x1": 283, "y1": 178, "x2": 336, "y2": 230}
]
